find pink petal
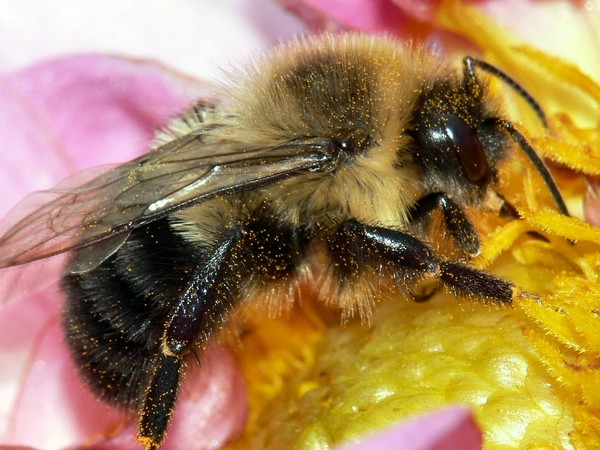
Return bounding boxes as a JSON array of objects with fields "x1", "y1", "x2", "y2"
[
  {"x1": 67, "y1": 346, "x2": 247, "y2": 450},
  {"x1": 0, "y1": 54, "x2": 211, "y2": 301},
  {"x1": 585, "y1": 176, "x2": 600, "y2": 227},
  {"x1": 0, "y1": 54, "x2": 248, "y2": 448},
  {"x1": 285, "y1": 0, "x2": 409, "y2": 33},
  {"x1": 0, "y1": 1, "x2": 307, "y2": 78},
  {"x1": 391, "y1": 0, "x2": 443, "y2": 22},
  {"x1": 335, "y1": 407, "x2": 482, "y2": 450},
  {"x1": 162, "y1": 346, "x2": 248, "y2": 450},
  {"x1": 0, "y1": 54, "x2": 210, "y2": 219},
  {"x1": 0, "y1": 446, "x2": 38, "y2": 450},
  {"x1": 3, "y1": 287, "x2": 126, "y2": 449}
]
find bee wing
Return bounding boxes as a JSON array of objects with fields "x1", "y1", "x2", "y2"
[{"x1": 0, "y1": 133, "x2": 333, "y2": 271}]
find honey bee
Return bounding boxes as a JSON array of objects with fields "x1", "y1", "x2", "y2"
[{"x1": 0, "y1": 34, "x2": 568, "y2": 449}]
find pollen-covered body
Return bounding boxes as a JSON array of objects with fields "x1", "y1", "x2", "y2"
[
  {"x1": 62, "y1": 36, "x2": 515, "y2": 448},
  {"x1": 0, "y1": 34, "x2": 565, "y2": 449},
  {"x1": 169, "y1": 36, "x2": 435, "y2": 231},
  {"x1": 158, "y1": 35, "x2": 505, "y2": 318}
]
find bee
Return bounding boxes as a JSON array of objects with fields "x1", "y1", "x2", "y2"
[{"x1": 0, "y1": 34, "x2": 569, "y2": 449}]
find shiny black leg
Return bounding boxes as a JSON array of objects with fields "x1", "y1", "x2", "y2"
[
  {"x1": 333, "y1": 220, "x2": 513, "y2": 303},
  {"x1": 137, "y1": 216, "x2": 303, "y2": 448},
  {"x1": 410, "y1": 192, "x2": 480, "y2": 256},
  {"x1": 137, "y1": 225, "x2": 245, "y2": 448},
  {"x1": 139, "y1": 355, "x2": 183, "y2": 449}
]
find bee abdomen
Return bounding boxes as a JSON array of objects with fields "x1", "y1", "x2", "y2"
[
  {"x1": 62, "y1": 218, "x2": 203, "y2": 409},
  {"x1": 63, "y1": 288, "x2": 156, "y2": 407}
]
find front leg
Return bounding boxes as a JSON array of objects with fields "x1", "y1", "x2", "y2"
[
  {"x1": 332, "y1": 220, "x2": 513, "y2": 304},
  {"x1": 410, "y1": 192, "x2": 480, "y2": 258}
]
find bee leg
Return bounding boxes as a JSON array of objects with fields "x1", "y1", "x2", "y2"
[
  {"x1": 139, "y1": 355, "x2": 183, "y2": 450},
  {"x1": 334, "y1": 220, "x2": 513, "y2": 304},
  {"x1": 163, "y1": 225, "x2": 244, "y2": 357},
  {"x1": 409, "y1": 192, "x2": 480, "y2": 256},
  {"x1": 138, "y1": 225, "x2": 245, "y2": 448}
]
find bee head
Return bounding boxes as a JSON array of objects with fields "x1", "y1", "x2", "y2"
[{"x1": 409, "y1": 73, "x2": 507, "y2": 204}]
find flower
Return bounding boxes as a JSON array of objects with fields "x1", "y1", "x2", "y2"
[{"x1": 2, "y1": 1, "x2": 600, "y2": 449}]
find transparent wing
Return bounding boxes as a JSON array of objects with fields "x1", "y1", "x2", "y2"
[{"x1": 0, "y1": 132, "x2": 333, "y2": 271}]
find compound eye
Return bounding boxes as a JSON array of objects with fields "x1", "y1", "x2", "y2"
[{"x1": 445, "y1": 113, "x2": 488, "y2": 183}]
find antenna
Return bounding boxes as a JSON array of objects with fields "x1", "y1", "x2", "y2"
[{"x1": 463, "y1": 56, "x2": 568, "y2": 216}]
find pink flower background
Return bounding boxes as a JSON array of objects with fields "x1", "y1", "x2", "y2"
[{"x1": 0, "y1": 0, "x2": 597, "y2": 449}]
